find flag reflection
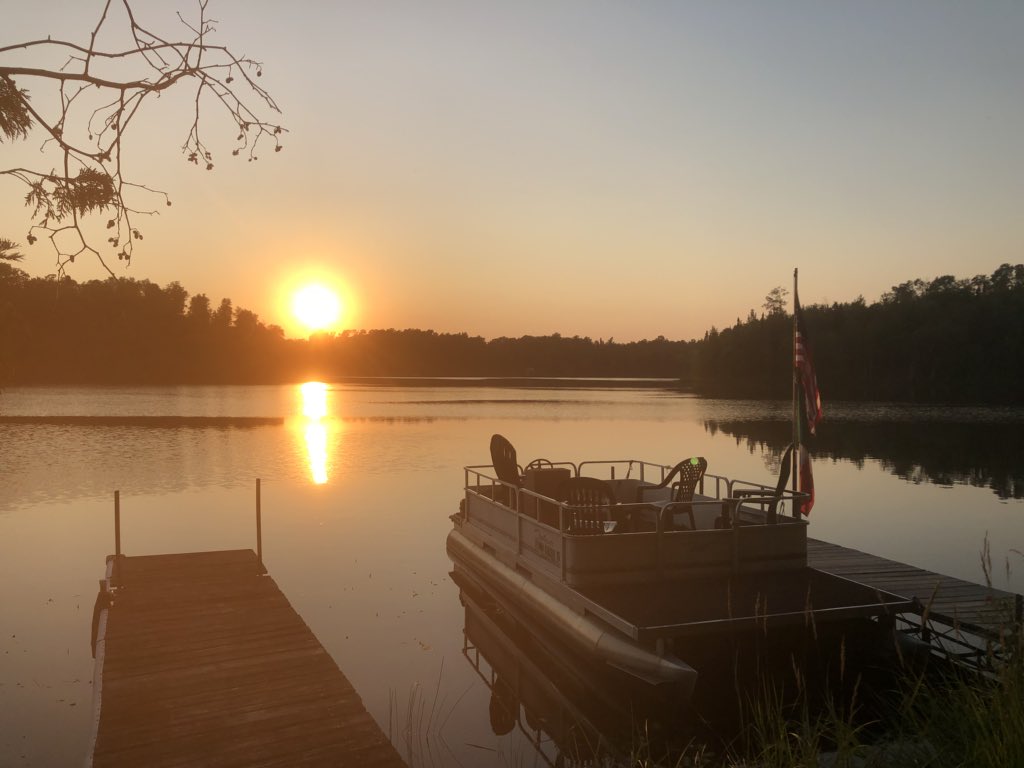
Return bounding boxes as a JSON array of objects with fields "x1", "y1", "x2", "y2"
[{"x1": 299, "y1": 382, "x2": 330, "y2": 484}]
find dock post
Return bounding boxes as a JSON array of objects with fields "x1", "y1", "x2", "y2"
[
  {"x1": 114, "y1": 490, "x2": 121, "y2": 557},
  {"x1": 256, "y1": 478, "x2": 263, "y2": 570}
]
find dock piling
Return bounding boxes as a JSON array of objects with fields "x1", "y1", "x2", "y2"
[
  {"x1": 256, "y1": 478, "x2": 263, "y2": 569},
  {"x1": 114, "y1": 490, "x2": 121, "y2": 557}
]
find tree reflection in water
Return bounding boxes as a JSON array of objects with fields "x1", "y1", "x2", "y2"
[{"x1": 705, "y1": 417, "x2": 1024, "y2": 500}]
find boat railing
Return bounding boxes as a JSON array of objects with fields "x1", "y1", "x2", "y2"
[
  {"x1": 577, "y1": 459, "x2": 667, "y2": 484},
  {"x1": 576, "y1": 460, "x2": 731, "y2": 501},
  {"x1": 464, "y1": 464, "x2": 522, "y2": 510},
  {"x1": 464, "y1": 462, "x2": 796, "y2": 523},
  {"x1": 461, "y1": 462, "x2": 810, "y2": 584},
  {"x1": 699, "y1": 472, "x2": 729, "y2": 501},
  {"x1": 728, "y1": 478, "x2": 811, "y2": 519},
  {"x1": 577, "y1": 459, "x2": 726, "y2": 492},
  {"x1": 464, "y1": 462, "x2": 799, "y2": 532}
]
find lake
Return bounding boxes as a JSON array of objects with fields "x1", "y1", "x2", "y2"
[{"x1": 1, "y1": 384, "x2": 1021, "y2": 766}]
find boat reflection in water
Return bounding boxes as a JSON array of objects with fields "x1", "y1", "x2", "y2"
[
  {"x1": 452, "y1": 550, "x2": 908, "y2": 767},
  {"x1": 451, "y1": 557, "x2": 694, "y2": 766}
]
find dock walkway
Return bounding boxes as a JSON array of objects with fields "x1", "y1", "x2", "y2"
[
  {"x1": 89, "y1": 549, "x2": 404, "y2": 768},
  {"x1": 808, "y1": 538, "x2": 1022, "y2": 657}
]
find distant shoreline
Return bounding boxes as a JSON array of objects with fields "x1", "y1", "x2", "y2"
[
  {"x1": 335, "y1": 376, "x2": 685, "y2": 389},
  {"x1": 2, "y1": 377, "x2": 687, "y2": 390},
  {"x1": 0, "y1": 415, "x2": 284, "y2": 426}
]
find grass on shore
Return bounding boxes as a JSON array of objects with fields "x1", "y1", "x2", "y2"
[
  {"x1": 387, "y1": 630, "x2": 1022, "y2": 768},
  {"x1": 622, "y1": 623, "x2": 1023, "y2": 768},
  {"x1": 731, "y1": 630, "x2": 1020, "y2": 768}
]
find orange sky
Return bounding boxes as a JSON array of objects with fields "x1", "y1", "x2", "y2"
[{"x1": 2, "y1": 2, "x2": 1022, "y2": 340}]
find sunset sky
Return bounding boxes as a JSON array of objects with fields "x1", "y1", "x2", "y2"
[{"x1": 2, "y1": 1, "x2": 1022, "y2": 340}]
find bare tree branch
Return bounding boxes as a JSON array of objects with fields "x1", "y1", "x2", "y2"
[{"x1": 0, "y1": 0, "x2": 285, "y2": 276}]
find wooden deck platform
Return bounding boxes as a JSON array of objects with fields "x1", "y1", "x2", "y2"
[
  {"x1": 89, "y1": 549, "x2": 405, "y2": 768},
  {"x1": 808, "y1": 538, "x2": 1022, "y2": 640}
]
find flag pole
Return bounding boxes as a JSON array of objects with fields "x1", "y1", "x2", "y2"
[{"x1": 792, "y1": 268, "x2": 800, "y2": 508}]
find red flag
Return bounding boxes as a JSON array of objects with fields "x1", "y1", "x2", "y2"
[
  {"x1": 798, "y1": 443, "x2": 814, "y2": 515},
  {"x1": 794, "y1": 294, "x2": 823, "y2": 436}
]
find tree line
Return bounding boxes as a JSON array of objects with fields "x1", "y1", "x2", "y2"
[
  {"x1": 692, "y1": 263, "x2": 1024, "y2": 404},
  {"x1": 2, "y1": 262, "x2": 1022, "y2": 405},
  {"x1": 0, "y1": 263, "x2": 689, "y2": 384}
]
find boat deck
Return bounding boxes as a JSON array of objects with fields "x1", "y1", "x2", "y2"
[
  {"x1": 581, "y1": 538, "x2": 1023, "y2": 646},
  {"x1": 90, "y1": 549, "x2": 404, "y2": 768},
  {"x1": 807, "y1": 538, "x2": 1022, "y2": 641},
  {"x1": 578, "y1": 566, "x2": 913, "y2": 642}
]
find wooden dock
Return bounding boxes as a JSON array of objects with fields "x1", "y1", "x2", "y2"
[
  {"x1": 808, "y1": 538, "x2": 1022, "y2": 659},
  {"x1": 89, "y1": 549, "x2": 405, "y2": 768}
]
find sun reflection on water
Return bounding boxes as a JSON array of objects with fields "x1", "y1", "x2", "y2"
[{"x1": 299, "y1": 382, "x2": 330, "y2": 484}]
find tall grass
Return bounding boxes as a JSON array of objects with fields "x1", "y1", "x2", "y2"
[
  {"x1": 895, "y1": 625, "x2": 1023, "y2": 768},
  {"x1": 713, "y1": 540, "x2": 1024, "y2": 768},
  {"x1": 389, "y1": 637, "x2": 1022, "y2": 768},
  {"x1": 736, "y1": 678, "x2": 868, "y2": 768},
  {"x1": 720, "y1": 626, "x2": 1023, "y2": 768},
  {"x1": 388, "y1": 659, "x2": 467, "y2": 768}
]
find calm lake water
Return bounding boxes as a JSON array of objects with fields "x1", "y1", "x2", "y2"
[{"x1": 1, "y1": 384, "x2": 1021, "y2": 766}]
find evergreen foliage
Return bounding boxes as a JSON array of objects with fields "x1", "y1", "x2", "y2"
[
  {"x1": 2, "y1": 263, "x2": 1021, "y2": 405},
  {"x1": 0, "y1": 264, "x2": 690, "y2": 384},
  {"x1": 691, "y1": 264, "x2": 1024, "y2": 405}
]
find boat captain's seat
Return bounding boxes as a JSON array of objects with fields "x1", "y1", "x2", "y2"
[
  {"x1": 489, "y1": 433, "x2": 523, "y2": 509},
  {"x1": 557, "y1": 477, "x2": 617, "y2": 535},
  {"x1": 636, "y1": 457, "x2": 707, "y2": 531},
  {"x1": 730, "y1": 443, "x2": 794, "y2": 525}
]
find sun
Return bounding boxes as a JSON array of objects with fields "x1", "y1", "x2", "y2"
[{"x1": 292, "y1": 284, "x2": 341, "y2": 333}]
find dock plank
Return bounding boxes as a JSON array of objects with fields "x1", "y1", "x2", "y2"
[
  {"x1": 91, "y1": 549, "x2": 404, "y2": 768},
  {"x1": 807, "y1": 538, "x2": 1020, "y2": 637}
]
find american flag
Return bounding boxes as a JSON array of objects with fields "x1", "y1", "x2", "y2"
[
  {"x1": 798, "y1": 443, "x2": 815, "y2": 515},
  {"x1": 794, "y1": 294, "x2": 823, "y2": 436}
]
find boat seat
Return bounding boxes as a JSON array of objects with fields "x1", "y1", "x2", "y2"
[
  {"x1": 558, "y1": 477, "x2": 616, "y2": 535},
  {"x1": 636, "y1": 457, "x2": 707, "y2": 504},
  {"x1": 523, "y1": 463, "x2": 572, "y2": 525},
  {"x1": 732, "y1": 443, "x2": 795, "y2": 524},
  {"x1": 660, "y1": 502, "x2": 696, "y2": 531},
  {"x1": 489, "y1": 433, "x2": 523, "y2": 510},
  {"x1": 635, "y1": 457, "x2": 707, "y2": 531}
]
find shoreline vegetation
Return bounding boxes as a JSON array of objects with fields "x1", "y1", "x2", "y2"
[
  {"x1": 0, "y1": 376, "x2": 681, "y2": 390},
  {"x1": 703, "y1": 630, "x2": 1023, "y2": 768},
  {"x1": 394, "y1": 622, "x2": 1023, "y2": 767},
  {"x1": 2, "y1": 263, "x2": 1022, "y2": 405}
]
